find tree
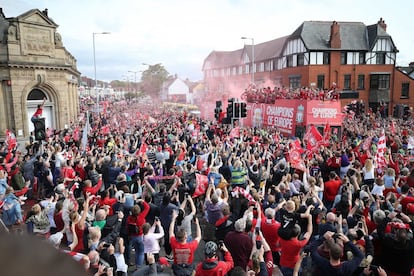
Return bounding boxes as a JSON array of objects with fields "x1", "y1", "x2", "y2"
[{"x1": 140, "y1": 63, "x2": 169, "y2": 100}]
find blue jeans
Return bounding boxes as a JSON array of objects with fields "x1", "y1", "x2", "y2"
[{"x1": 130, "y1": 235, "x2": 144, "y2": 266}]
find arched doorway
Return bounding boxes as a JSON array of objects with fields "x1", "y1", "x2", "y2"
[{"x1": 26, "y1": 89, "x2": 54, "y2": 133}]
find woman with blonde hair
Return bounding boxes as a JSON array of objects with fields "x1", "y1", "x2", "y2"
[
  {"x1": 383, "y1": 167, "x2": 397, "y2": 190},
  {"x1": 362, "y1": 159, "x2": 375, "y2": 189}
]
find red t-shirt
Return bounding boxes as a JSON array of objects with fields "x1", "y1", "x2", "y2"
[
  {"x1": 170, "y1": 237, "x2": 199, "y2": 265},
  {"x1": 33, "y1": 107, "x2": 42, "y2": 117},
  {"x1": 280, "y1": 237, "x2": 309, "y2": 268},
  {"x1": 324, "y1": 178, "x2": 342, "y2": 202},
  {"x1": 63, "y1": 167, "x2": 76, "y2": 187},
  {"x1": 261, "y1": 219, "x2": 281, "y2": 252}
]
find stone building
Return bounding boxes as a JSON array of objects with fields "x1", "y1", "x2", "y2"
[{"x1": 0, "y1": 8, "x2": 80, "y2": 139}]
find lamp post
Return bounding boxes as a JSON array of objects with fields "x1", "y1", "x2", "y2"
[
  {"x1": 241, "y1": 37, "x2": 255, "y2": 85},
  {"x1": 93, "y1": 31, "x2": 110, "y2": 111}
]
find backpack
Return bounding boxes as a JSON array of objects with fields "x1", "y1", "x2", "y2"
[
  {"x1": 127, "y1": 221, "x2": 140, "y2": 235},
  {"x1": 11, "y1": 171, "x2": 26, "y2": 190}
]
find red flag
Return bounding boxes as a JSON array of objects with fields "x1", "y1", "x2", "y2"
[
  {"x1": 288, "y1": 139, "x2": 306, "y2": 171},
  {"x1": 229, "y1": 127, "x2": 240, "y2": 139},
  {"x1": 193, "y1": 173, "x2": 208, "y2": 198},
  {"x1": 304, "y1": 125, "x2": 323, "y2": 151},
  {"x1": 323, "y1": 123, "x2": 331, "y2": 146},
  {"x1": 5, "y1": 129, "x2": 17, "y2": 151}
]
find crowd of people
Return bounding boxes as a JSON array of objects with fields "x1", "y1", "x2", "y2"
[
  {"x1": 0, "y1": 96, "x2": 414, "y2": 276},
  {"x1": 241, "y1": 83, "x2": 339, "y2": 104}
]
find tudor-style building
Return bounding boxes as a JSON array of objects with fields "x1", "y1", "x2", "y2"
[
  {"x1": 0, "y1": 8, "x2": 80, "y2": 139},
  {"x1": 202, "y1": 18, "x2": 414, "y2": 115}
]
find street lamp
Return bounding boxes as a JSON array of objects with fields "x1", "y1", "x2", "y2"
[
  {"x1": 241, "y1": 37, "x2": 255, "y2": 85},
  {"x1": 93, "y1": 31, "x2": 110, "y2": 110}
]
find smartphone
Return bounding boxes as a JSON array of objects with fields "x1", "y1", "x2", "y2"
[
  {"x1": 370, "y1": 265, "x2": 378, "y2": 271},
  {"x1": 357, "y1": 221, "x2": 363, "y2": 228},
  {"x1": 255, "y1": 237, "x2": 262, "y2": 250}
]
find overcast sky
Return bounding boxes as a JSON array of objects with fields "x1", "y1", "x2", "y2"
[{"x1": 3, "y1": 0, "x2": 413, "y2": 83}]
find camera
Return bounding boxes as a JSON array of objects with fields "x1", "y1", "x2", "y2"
[
  {"x1": 357, "y1": 221, "x2": 363, "y2": 228},
  {"x1": 218, "y1": 240, "x2": 224, "y2": 248},
  {"x1": 185, "y1": 192, "x2": 189, "y2": 198},
  {"x1": 155, "y1": 216, "x2": 160, "y2": 222},
  {"x1": 332, "y1": 233, "x2": 340, "y2": 239}
]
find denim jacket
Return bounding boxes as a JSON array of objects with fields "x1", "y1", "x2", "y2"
[{"x1": 1, "y1": 193, "x2": 22, "y2": 226}]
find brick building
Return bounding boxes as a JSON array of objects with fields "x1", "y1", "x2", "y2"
[
  {"x1": 0, "y1": 8, "x2": 80, "y2": 139},
  {"x1": 202, "y1": 18, "x2": 413, "y2": 116}
]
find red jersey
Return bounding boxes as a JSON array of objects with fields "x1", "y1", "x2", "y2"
[
  {"x1": 261, "y1": 218, "x2": 281, "y2": 252},
  {"x1": 280, "y1": 237, "x2": 309, "y2": 268},
  {"x1": 324, "y1": 177, "x2": 342, "y2": 202},
  {"x1": 170, "y1": 237, "x2": 199, "y2": 265},
  {"x1": 126, "y1": 201, "x2": 149, "y2": 236}
]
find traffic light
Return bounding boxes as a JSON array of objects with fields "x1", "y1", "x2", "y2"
[
  {"x1": 234, "y1": 102, "x2": 240, "y2": 118},
  {"x1": 227, "y1": 98, "x2": 235, "y2": 119},
  {"x1": 33, "y1": 118, "x2": 46, "y2": 141},
  {"x1": 214, "y1": 101, "x2": 222, "y2": 120},
  {"x1": 241, "y1": 102, "x2": 247, "y2": 118}
]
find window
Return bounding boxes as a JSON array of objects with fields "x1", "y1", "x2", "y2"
[
  {"x1": 238, "y1": 66, "x2": 243, "y2": 75},
  {"x1": 376, "y1": 52, "x2": 386, "y2": 64},
  {"x1": 286, "y1": 55, "x2": 293, "y2": 67},
  {"x1": 259, "y1": 62, "x2": 264, "y2": 72},
  {"x1": 344, "y1": 74, "x2": 351, "y2": 90},
  {"x1": 245, "y1": 64, "x2": 250, "y2": 74},
  {"x1": 357, "y1": 75, "x2": 365, "y2": 89},
  {"x1": 359, "y1": 52, "x2": 366, "y2": 64},
  {"x1": 317, "y1": 75, "x2": 325, "y2": 89},
  {"x1": 289, "y1": 76, "x2": 301, "y2": 89},
  {"x1": 323, "y1": 52, "x2": 330, "y2": 64},
  {"x1": 297, "y1": 53, "x2": 304, "y2": 66},
  {"x1": 340, "y1": 52, "x2": 347, "y2": 65},
  {"x1": 401, "y1": 83, "x2": 409, "y2": 98},
  {"x1": 370, "y1": 74, "x2": 390, "y2": 89}
]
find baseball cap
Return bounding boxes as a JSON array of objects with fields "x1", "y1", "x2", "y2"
[{"x1": 159, "y1": 257, "x2": 170, "y2": 267}]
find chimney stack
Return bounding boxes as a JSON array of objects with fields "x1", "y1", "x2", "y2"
[
  {"x1": 329, "y1": 21, "x2": 341, "y2": 48},
  {"x1": 378, "y1": 17, "x2": 387, "y2": 32}
]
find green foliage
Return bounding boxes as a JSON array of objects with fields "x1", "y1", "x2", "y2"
[{"x1": 140, "y1": 63, "x2": 169, "y2": 99}]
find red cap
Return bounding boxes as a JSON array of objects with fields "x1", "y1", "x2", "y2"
[{"x1": 159, "y1": 257, "x2": 170, "y2": 267}]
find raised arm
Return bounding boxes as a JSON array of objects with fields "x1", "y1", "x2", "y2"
[
  {"x1": 188, "y1": 196, "x2": 196, "y2": 216},
  {"x1": 169, "y1": 210, "x2": 177, "y2": 238}
]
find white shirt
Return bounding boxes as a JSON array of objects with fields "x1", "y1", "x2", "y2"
[{"x1": 143, "y1": 225, "x2": 165, "y2": 254}]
